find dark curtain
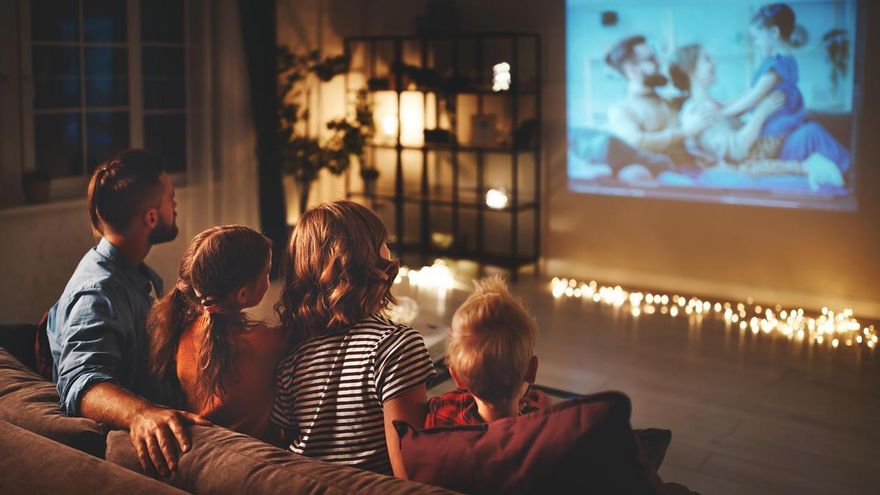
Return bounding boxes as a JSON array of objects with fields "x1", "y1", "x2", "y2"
[{"x1": 238, "y1": 0, "x2": 287, "y2": 277}]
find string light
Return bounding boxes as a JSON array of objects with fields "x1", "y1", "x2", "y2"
[
  {"x1": 393, "y1": 259, "x2": 456, "y2": 290},
  {"x1": 549, "y1": 277, "x2": 877, "y2": 350}
]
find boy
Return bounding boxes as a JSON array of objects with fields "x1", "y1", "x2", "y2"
[{"x1": 426, "y1": 276, "x2": 552, "y2": 427}]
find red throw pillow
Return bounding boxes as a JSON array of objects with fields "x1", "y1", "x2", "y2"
[{"x1": 395, "y1": 391, "x2": 659, "y2": 495}]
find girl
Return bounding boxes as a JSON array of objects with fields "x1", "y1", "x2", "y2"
[
  {"x1": 272, "y1": 200, "x2": 436, "y2": 478},
  {"x1": 723, "y1": 3, "x2": 850, "y2": 173},
  {"x1": 148, "y1": 225, "x2": 286, "y2": 442}
]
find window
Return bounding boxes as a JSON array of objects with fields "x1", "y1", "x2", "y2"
[{"x1": 22, "y1": 0, "x2": 186, "y2": 185}]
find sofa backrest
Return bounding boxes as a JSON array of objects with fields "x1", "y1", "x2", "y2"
[
  {"x1": 0, "y1": 419, "x2": 186, "y2": 495},
  {"x1": 106, "y1": 425, "x2": 456, "y2": 495},
  {"x1": 0, "y1": 347, "x2": 106, "y2": 457}
]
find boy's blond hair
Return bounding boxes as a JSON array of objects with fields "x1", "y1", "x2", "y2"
[{"x1": 446, "y1": 276, "x2": 537, "y2": 405}]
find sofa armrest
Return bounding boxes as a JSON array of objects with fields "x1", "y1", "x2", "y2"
[
  {"x1": 0, "y1": 347, "x2": 106, "y2": 457},
  {"x1": 0, "y1": 420, "x2": 186, "y2": 495}
]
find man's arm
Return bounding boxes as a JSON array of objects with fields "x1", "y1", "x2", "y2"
[
  {"x1": 55, "y1": 291, "x2": 210, "y2": 476},
  {"x1": 607, "y1": 104, "x2": 711, "y2": 153},
  {"x1": 81, "y1": 382, "x2": 210, "y2": 476},
  {"x1": 608, "y1": 105, "x2": 673, "y2": 152}
]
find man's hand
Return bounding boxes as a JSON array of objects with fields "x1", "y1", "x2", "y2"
[{"x1": 129, "y1": 405, "x2": 212, "y2": 476}]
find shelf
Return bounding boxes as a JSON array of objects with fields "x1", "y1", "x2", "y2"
[
  {"x1": 388, "y1": 242, "x2": 538, "y2": 269},
  {"x1": 343, "y1": 31, "x2": 542, "y2": 276},
  {"x1": 356, "y1": 86, "x2": 539, "y2": 96},
  {"x1": 367, "y1": 142, "x2": 538, "y2": 153},
  {"x1": 345, "y1": 32, "x2": 540, "y2": 42},
  {"x1": 348, "y1": 191, "x2": 538, "y2": 213}
]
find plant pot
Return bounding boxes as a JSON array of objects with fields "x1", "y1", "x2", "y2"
[
  {"x1": 22, "y1": 175, "x2": 51, "y2": 204},
  {"x1": 295, "y1": 178, "x2": 313, "y2": 215}
]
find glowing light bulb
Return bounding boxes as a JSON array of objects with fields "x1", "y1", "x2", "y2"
[
  {"x1": 485, "y1": 188, "x2": 509, "y2": 209},
  {"x1": 492, "y1": 62, "x2": 511, "y2": 92},
  {"x1": 381, "y1": 114, "x2": 398, "y2": 136}
]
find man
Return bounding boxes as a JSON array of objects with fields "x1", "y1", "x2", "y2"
[
  {"x1": 47, "y1": 149, "x2": 209, "y2": 476},
  {"x1": 605, "y1": 35, "x2": 713, "y2": 168}
]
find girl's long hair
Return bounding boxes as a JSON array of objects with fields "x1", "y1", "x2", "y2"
[
  {"x1": 275, "y1": 200, "x2": 398, "y2": 348},
  {"x1": 149, "y1": 225, "x2": 272, "y2": 405}
]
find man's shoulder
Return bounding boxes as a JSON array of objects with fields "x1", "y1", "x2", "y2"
[{"x1": 57, "y1": 251, "x2": 128, "y2": 305}]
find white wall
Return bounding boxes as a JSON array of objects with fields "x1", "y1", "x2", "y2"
[
  {"x1": 292, "y1": 0, "x2": 880, "y2": 317},
  {"x1": 0, "y1": 187, "x2": 201, "y2": 323}
]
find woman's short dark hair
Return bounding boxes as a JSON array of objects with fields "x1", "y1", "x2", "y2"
[
  {"x1": 87, "y1": 149, "x2": 167, "y2": 236},
  {"x1": 605, "y1": 35, "x2": 647, "y2": 75}
]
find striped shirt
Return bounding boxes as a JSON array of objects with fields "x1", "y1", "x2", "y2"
[{"x1": 272, "y1": 314, "x2": 436, "y2": 474}]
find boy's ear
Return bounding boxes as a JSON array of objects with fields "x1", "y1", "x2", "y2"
[
  {"x1": 449, "y1": 367, "x2": 466, "y2": 390},
  {"x1": 524, "y1": 356, "x2": 538, "y2": 384}
]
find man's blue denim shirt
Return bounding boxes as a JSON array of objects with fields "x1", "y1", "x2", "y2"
[{"x1": 47, "y1": 238, "x2": 164, "y2": 416}]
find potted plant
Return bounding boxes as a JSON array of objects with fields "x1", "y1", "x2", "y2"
[
  {"x1": 277, "y1": 47, "x2": 375, "y2": 214},
  {"x1": 22, "y1": 169, "x2": 51, "y2": 204},
  {"x1": 360, "y1": 165, "x2": 380, "y2": 199}
]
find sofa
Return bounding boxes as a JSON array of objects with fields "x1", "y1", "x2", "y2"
[
  {"x1": 1, "y1": 322, "x2": 683, "y2": 494},
  {"x1": 0, "y1": 324, "x2": 452, "y2": 495}
]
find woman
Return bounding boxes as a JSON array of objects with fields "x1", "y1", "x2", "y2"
[{"x1": 272, "y1": 201, "x2": 436, "y2": 478}]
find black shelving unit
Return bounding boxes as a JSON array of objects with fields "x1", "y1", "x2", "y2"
[{"x1": 343, "y1": 32, "x2": 541, "y2": 275}]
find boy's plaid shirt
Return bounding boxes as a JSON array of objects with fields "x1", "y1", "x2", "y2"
[{"x1": 424, "y1": 388, "x2": 540, "y2": 427}]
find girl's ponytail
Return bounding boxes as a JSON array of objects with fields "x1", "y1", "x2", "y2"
[{"x1": 148, "y1": 280, "x2": 200, "y2": 407}]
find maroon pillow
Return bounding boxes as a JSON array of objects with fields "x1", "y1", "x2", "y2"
[{"x1": 395, "y1": 391, "x2": 658, "y2": 495}]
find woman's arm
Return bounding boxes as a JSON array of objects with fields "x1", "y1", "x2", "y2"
[
  {"x1": 727, "y1": 91, "x2": 785, "y2": 162},
  {"x1": 723, "y1": 72, "x2": 779, "y2": 118},
  {"x1": 383, "y1": 384, "x2": 428, "y2": 479}
]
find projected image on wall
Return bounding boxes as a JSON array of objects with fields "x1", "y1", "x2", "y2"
[{"x1": 566, "y1": 0, "x2": 859, "y2": 210}]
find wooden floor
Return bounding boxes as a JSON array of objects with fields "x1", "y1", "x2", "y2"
[{"x1": 254, "y1": 271, "x2": 880, "y2": 495}]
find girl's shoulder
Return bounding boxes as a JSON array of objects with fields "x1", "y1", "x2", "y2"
[
  {"x1": 240, "y1": 323, "x2": 290, "y2": 351},
  {"x1": 757, "y1": 54, "x2": 798, "y2": 81}
]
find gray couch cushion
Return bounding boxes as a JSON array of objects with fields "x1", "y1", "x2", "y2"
[
  {"x1": 0, "y1": 347, "x2": 106, "y2": 457},
  {"x1": 106, "y1": 425, "x2": 455, "y2": 494},
  {"x1": 0, "y1": 419, "x2": 186, "y2": 495}
]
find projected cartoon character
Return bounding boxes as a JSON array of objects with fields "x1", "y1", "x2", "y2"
[
  {"x1": 603, "y1": 35, "x2": 715, "y2": 181},
  {"x1": 721, "y1": 3, "x2": 850, "y2": 178},
  {"x1": 670, "y1": 43, "x2": 845, "y2": 191}
]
